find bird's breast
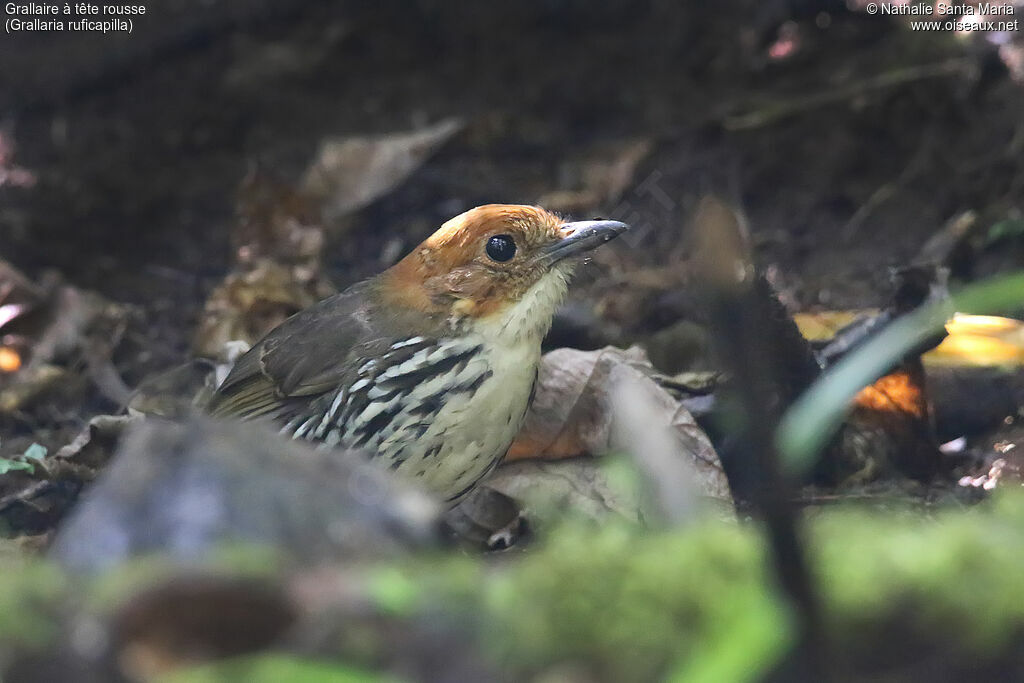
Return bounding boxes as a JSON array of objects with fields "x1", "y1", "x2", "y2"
[{"x1": 401, "y1": 333, "x2": 540, "y2": 501}]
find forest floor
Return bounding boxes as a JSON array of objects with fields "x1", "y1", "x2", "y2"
[{"x1": 1, "y1": 0, "x2": 1023, "y2": 524}]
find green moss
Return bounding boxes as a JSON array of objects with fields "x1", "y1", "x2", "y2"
[
  {"x1": 816, "y1": 491, "x2": 1024, "y2": 654},
  {"x1": 10, "y1": 492, "x2": 1024, "y2": 681},
  {"x1": 479, "y1": 521, "x2": 791, "y2": 681},
  {"x1": 366, "y1": 566, "x2": 422, "y2": 616},
  {"x1": 411, "y1": 491, "x2": 1024, "y2": 680},
  {"x1": 0, "y1": 555, "x2": 66, "y2": 652}
]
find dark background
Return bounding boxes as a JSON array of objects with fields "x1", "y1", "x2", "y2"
[{"x1": 1, "y1": 0, "x2": 1022, "y2": 374}]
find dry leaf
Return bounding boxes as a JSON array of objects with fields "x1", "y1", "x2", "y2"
[
  {"x1": 302, "y1": 118, "x2": 463, "y2": 220},
  {"x1": 232, "y1": 167, "x2": 326, "y2": 275},
  {"x1": 608, "y1": 362, "x2": 732, "y2": 510},
  {"x1": 507, "y1": 346, "x2": 730, "y2": 502},
  {"x1": 194, "y1": 170, "x2": 334, "y2": 359},
  {"x1": 193, "y1": 260, "x2": 327, "y2": 359},
  {"x1": 55, "y1": 413, "x2": 138, "y2": 470},
  {"x1": 482, "y1": 458, "x2": 642, "y2": 525},
  {"x1": 507, "y1": 346, "x2": 648, "y2": 461}
]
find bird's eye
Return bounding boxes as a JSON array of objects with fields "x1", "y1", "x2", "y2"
[{"x1": 485, "y1": 234, "x2": 517, "y2": 262}]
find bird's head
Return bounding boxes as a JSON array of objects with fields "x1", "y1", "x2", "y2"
[{"x1": 379, "y1": 204, "x2": 627, "y2": 339}]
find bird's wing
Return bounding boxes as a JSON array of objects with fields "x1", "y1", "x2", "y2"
[{"x1": 208, "y1": 282, "x2": 385, "y2": 420}]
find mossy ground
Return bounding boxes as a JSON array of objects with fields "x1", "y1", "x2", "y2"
[{"x1": 6, "y1": 493, "x2": 1024, "y2": 681}]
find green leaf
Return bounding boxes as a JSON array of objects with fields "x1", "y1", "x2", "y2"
[
  {"x1": 0, "y1": 443, "x2": 48, "y2": 475},
  {"x1": 0, "y1": 458, "x2": 35, "y2": 475},
  {"x1": 22, "y1": 443, "x2": 47, "y2": 461},
  {"x1": 986, "y1": 218, "x2": 1024, "y2": 245}
]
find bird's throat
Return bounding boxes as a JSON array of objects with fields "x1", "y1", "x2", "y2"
[{"x1": 471, "y1": 264, "x2": 573, "y2": 345}]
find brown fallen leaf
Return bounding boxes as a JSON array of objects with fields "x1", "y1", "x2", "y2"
[
  {"x1": 54, "y1": 413, "x2": 137, "y2": 470},
  {"x1": 608, "y1": 359, "x2": 732, "y2": 510},
  {"x1": 506, "y1": 346, "x2": 730, "y2": 505},
  {"x1": 302, "y1": 118, "x2": 464, "y2": 220},
  {"x1": 0, "y1": 413, "x2": 133, "y2": 537},
  {"x1": 481, "y1": 458, "x2": 642, "y2": 526},
  {"x1": 193, "y1": 169, "x2": 337, "y2": 358},
  {"x1": 232, "y1": 167, "x2": 327, "y2": 277},
  {"x1": 194, "y1": 259, "x2": 327, "y2": 359},
  {"x1": 507, "y1": 346, "x2": 647, "y2": 461}
]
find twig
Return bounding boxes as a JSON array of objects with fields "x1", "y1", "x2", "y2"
[
  {"x1": 724, "y1": 58, "x2": 973, "y2": 131},
  {"x1": 693, "y1": 197, "x2": 831, "y2": 680}
]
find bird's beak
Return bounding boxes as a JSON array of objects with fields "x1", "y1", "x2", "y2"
[{"x1": 541, "y1": 220, "x2": 629, "y2": 263}]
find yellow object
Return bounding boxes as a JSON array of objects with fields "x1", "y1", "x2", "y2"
[
  {"x1": 926, "y1": 314, "x2": 1024, "y2": 367},
  {"x1": 0, "y1": 347, "x2": 21, "y2": 373},
  {"x1": 794, "y1": 311, "x2": 1024, "y2": 368},
  {"x1": 792, "y1": 310, "x2": 878, "y2": 341}
]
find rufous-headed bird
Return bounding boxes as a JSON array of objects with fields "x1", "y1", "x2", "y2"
[{"x1": 209, "y1": 204, "x2": 628, "y2": 504}]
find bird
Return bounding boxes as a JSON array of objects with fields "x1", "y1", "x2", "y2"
[{"x1": 208, "y1": 204, "x2": 628, "y2": 504}]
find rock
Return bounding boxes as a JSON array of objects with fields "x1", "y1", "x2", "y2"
[{"x1": 49, "y1": 416, "x2": 440, "y2": 573}]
